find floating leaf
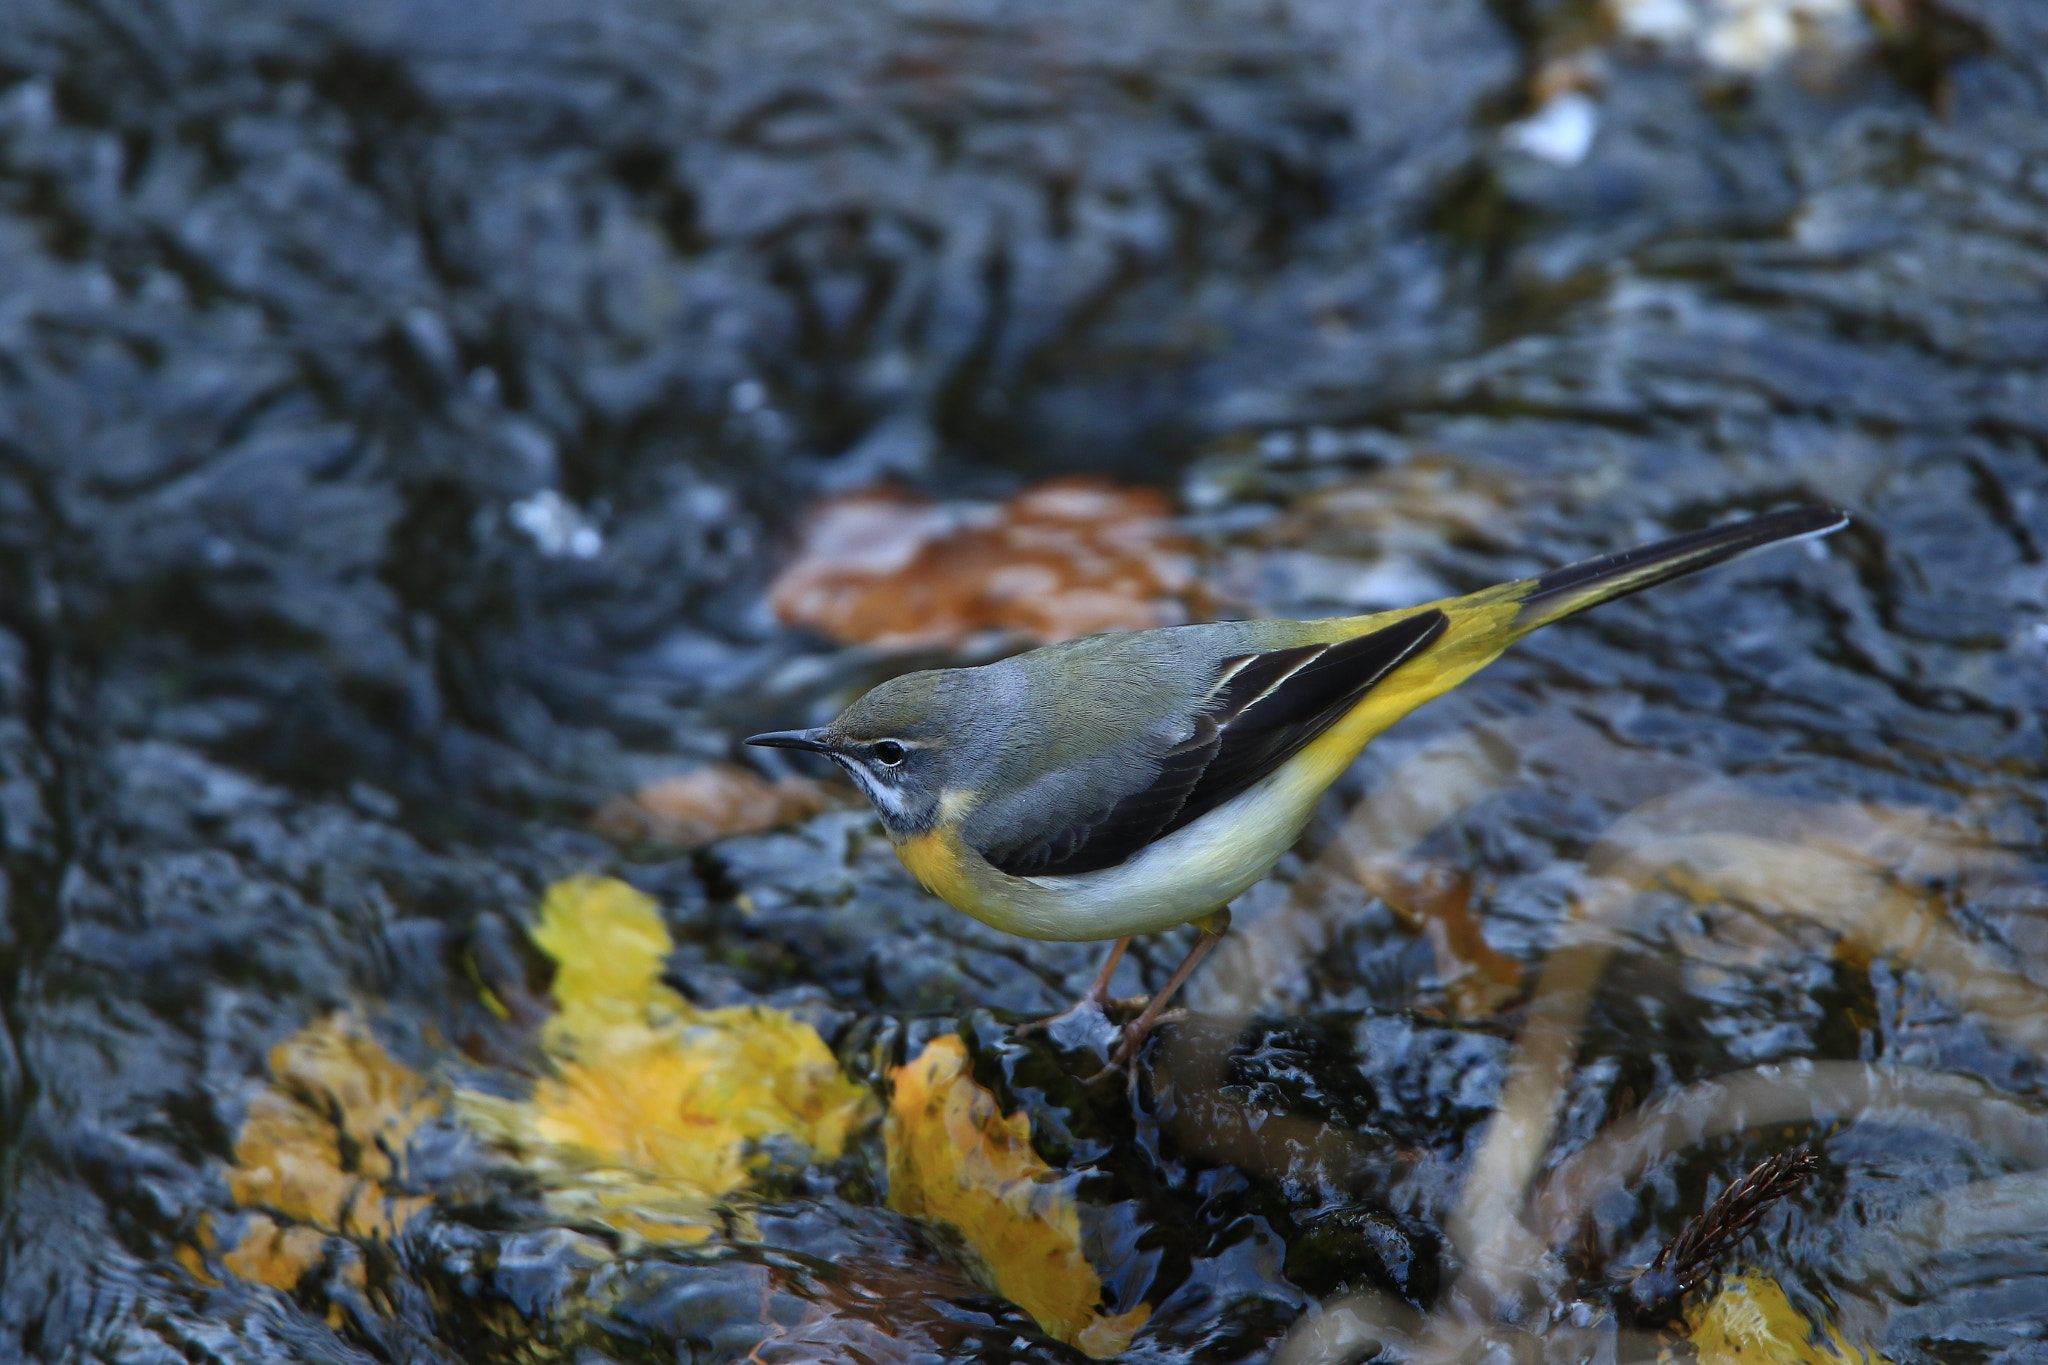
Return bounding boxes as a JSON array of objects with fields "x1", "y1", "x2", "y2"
[
  {"x1": 1686, "y1": 1273, "x2": 1890, "y2": 1365},
  {"x1": 460, "y1": 875, "x2": 876, "y2": 1245},
  {"x1": 886, "y1": 1034, "x2": 1148, "y2": 1358}
]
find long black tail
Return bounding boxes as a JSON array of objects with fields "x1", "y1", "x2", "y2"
[{"x1": 1514, "y1": 505, "x2": 1849, "y2": 629}]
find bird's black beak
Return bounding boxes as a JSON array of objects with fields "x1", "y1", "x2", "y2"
[{"x1": 744, "y1": 727, "x2": 835, "y2": 754}]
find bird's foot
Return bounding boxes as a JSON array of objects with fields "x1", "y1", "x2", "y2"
[
  {"x1": 1015, "y1": 937, "x2": 1134, "y2": 1037},
  {"x1": 1013, "y1": 994, "x2": 1108, "y2": 1038},
  {"x1": 1007, "y1": 998, "x2": 1089, "y2": 1039},
  {"x1": 1022, "y1": 994, "x2": 1157, "y2": 1058},
  {"x1": 1081, "y1": 1007, "x2": 1188, "y2": 1083},
  {"x1": 1017, "y1": 992, "x2": 1151, "y2": 1036},
  {"x1": 1077, "y1": 925, "x2": 1224, "y2": 1083}
]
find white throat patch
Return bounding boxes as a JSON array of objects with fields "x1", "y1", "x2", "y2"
[{"x1": 839, "y1": 758, "x2": 912, "y2": 818}]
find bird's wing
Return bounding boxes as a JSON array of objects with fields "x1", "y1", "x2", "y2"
[{"x1": 976, "y1": 609, "x2": 1448, "y2": 878}]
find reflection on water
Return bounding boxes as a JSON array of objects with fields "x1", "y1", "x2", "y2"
[{"x1": 2, "y1": 0, "x2": 2046, "y2": 1359}]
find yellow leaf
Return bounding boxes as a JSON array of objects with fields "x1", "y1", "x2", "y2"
[
  {"x1": 192, "y1": 1011, "x2": 440, "y2": 1287},
  {"x1": 532, "y1": 874, "x2": 688, "y2": 1046},
  {"x1": 1687, "y1": 1273, "x2": 1889, "y2": 1365},
  {"x1": 459, "y1": 876, "x2": 877, "y2": 1245},
  {"x1": 226, "y1": 1086, "x2": 351, "y2": 1229},
  {"x1": 220, "y1": 1212, "x2": 332, "y2": 1291},
  {"x1": 886, "y1": 1035, "x2": 1148, "y2": 1358}
]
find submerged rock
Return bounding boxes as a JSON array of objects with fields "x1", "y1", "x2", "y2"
[{"x1": 1, "y1": 0, "x2": 2046, "y2": 1360}]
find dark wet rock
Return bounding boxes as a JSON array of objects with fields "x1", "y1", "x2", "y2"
[
  {"x1": 1285, "y1": 1205, "x2": 1437, "y2": 1310},
  {"x1": 5, "y1": 0, "x2": 2048, "y2": 1359},
  {"x1": 0, "y1": 0, "x2": 1519, "y2": 817}
]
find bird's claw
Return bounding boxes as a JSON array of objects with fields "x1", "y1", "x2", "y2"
[
  {"x1": 1016, "y1": 995, "x2": 1150, "y2": 1038},
  {"x1": 1027, "y1": 928, "x2": 1218, "y2": 1082},
  {"x1": 1080, "y1": 1007, "x2": 1187, "y2": 1083},
  {"x1": 1016, "y1": 991, "x2": 1118, "y2": 1037}
]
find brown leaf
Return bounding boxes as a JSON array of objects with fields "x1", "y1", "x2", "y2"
[
  {"x1": 769, "y1": 478, "x2": 1197, "y2": 650},
  {"x1": 592, "y1": 766, "x2": 836, "y2": 848},
  {"x1": 1364, "y1": 863, "x2": 1522, "y2": 1019}
]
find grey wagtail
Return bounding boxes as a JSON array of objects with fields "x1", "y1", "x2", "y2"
[{"x1": 749, "y1": 504, "x2": 1849, "y2": 1075}]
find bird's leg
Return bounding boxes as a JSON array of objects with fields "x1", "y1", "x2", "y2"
[
  {"x1": 1074, "y1": 934, "x2": 1133, "y2": 1011},
  {"x1": 1015, "y1": 936, "x2": 1132, "y2": 1035},
  {"x1": 1087, "y1": 910, "x2": 1229, "y2": 1082}
]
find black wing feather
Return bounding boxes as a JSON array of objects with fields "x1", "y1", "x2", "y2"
[
  {"x1": 981, "y1": 610, "x2": 1447, "y2": 878},
  {"x1": 986, "y1": 715, "x2": 1221, "y2": 878}
]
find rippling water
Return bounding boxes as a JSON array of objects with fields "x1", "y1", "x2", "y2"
[{"x1": 2, "y1": 0, "x2": 2045, "y2": 1360}]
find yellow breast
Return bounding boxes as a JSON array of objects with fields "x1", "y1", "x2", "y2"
[{"x1": 895, "y1": 826, "x2": 981, "y2": 910}]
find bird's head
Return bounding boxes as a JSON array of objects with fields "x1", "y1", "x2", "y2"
[{"x1": 745, "y1": 669, "x2": 960, "y2": 839}]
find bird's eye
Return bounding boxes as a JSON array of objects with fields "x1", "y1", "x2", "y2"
[{"x1": 873, "y1": 740, "x2": 907, "y2": 766}]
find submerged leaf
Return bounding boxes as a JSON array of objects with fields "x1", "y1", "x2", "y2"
[
  {"x1": 191, "y1": 1011, "x2": 440, "y2": 1288},
  {"x1": 1365, "y1": 862, "x2": 1520, "y2": 1018},
  {"x1": 460, "y1": 875, "x2": 876, "y2": 1244},
  {"x1": 769, "y1": 478, "x2": 1198, "y2": 650},
  {"x1": 1686, "y1": 1273, "x2": 1890, "y2": 1365},
  {"x1": 886, "y1": 1034, "x2": 1148, "y2": 1358},
  {"x1": 218, "y1": 1213, "x2": 333, "y2": 1292},
  {"x1": 590, "y1": 765, "x2": 837, "y2": 849}
]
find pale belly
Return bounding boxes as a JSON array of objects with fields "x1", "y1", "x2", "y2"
[{"x1": 932, "y1": 746, "x2": 1333, "y2": 941}]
